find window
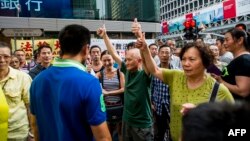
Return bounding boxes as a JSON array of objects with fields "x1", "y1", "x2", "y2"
[
  {"x1": 194, "y1": 1, "x2": 198, "y2": 7},
  {"x1": 181, "y1": 0, "x2": 185, "y2": 5},
  {"x1": 190, "y1": 3, "x2": 193, "y2": 9},
  {"x1": 186, "y1": 5, "x2": 189, "y2": 11},
  {"x1": 199, "y1": 0, "x2": 203, "y2": 6}
]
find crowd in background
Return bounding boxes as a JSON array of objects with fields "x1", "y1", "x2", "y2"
[{"x1": 0, "y1": 20, "x2": 250, "y2": 141}]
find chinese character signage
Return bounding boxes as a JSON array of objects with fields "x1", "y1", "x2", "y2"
[{"x1": 0, "y1": 0, "x2": 72, "y2": 18}]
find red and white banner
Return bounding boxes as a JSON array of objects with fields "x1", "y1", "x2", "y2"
[{"x1": 223, "y1": 0, "x2": 236, "y2": 19}]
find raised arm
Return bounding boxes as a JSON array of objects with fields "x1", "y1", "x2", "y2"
[
  {"x1": 140, "y1": 49, "x2": 150, "y2": 75},
  {"x1": 97, "y1": 26, "x2": 123, "y2": 67},
  {"x1": 132, "y1": 20, "x2": 164, "y2": 81}
]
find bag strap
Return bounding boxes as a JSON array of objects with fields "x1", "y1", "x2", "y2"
[
  {"x1": 99, "y1": 70, "x2": 104, "y2": 87},
  {"x1": 117, "y1": 69, "x2": 121, "y2": 88},
  {"x1": 99, "y1": 69, "x2": 121, "y2": 88},
  {"x1": 209, "y1": 82, "x2": 220, "y2": 103}
]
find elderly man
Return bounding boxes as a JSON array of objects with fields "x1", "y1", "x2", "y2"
[
  {"x1": 0, "y1": 41, "x2": 32, "y2": 141},
  {"x1": 97, "y1": 23, "x2": 153, "y2": 141}
]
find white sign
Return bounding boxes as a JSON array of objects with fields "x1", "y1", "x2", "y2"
[
  {"x1": 2, "y1": 28, "x2": 43, "y2": 37},
  {"x1": 236, "y1": 0, "x2": 250, "y2": 16},
  {"x1": 91, "y1": 39, "x2": 155, "y2": 59}
]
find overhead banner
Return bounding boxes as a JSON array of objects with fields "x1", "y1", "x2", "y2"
[
  {"x1": 11, "y1": 38, "x2": 155, "y2": 60},
  {"x1": 236, "y1": 0, "x2": 250, "y2": 16},
  {"x1": 167, "y1": 0, "x2": 250, "y2": 33},
  {"x1": 223, "y1": 0, "x2": 236, "y2": 19},
  {"x1": 168, "y1": 16, "x2": 186, "y2": 33},
  {"x1": 193, "y1": 3, "x2": 223, "y2": 25}
]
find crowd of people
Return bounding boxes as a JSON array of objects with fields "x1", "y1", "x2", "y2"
[{"x1": 0, "y1": 20, "x2": 250, "y2": 141}]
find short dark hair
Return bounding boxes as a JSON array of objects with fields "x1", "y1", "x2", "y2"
[
  {"x1": 100, "y1": 50, "x2": 111, "y2": 59},
  {"x1": 216, "y1": 38, "x2": 224, "y2": 44},
  {"x1": 179, "y1": 42, "x2": 213, "y2": 68},
  {"x1": 37, "y1": 45, "x2": 52, "y2": 54},
  {"x1": 33, "y1": 49, "x2": 39, "y2": 60},
  {"x1": 235, "y1": 23, "x2": 247, "y2": 31},
  {"x1": 58, "y1": 24, "x2": 90, "y2": 56},
  {"x1": 182, "y1": 102, "x2": 250, "y2": 141},
  {"x1": 126, "y1": 42, "x2": 135, "y2": 50},
  {"x1": 158, "y1": 45, "x2": 171, "y2": 52},
  {"x1": 148, "y1": 43, "x2": 158, "y2": 48},
  {"x1": 14, "y1": 49, "x2": 25, "y2": 54},
  {"x1": 90, "y1": 45, "x2": 102, "y2": 53}
]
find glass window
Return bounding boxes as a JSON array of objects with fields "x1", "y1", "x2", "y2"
[
  {"x1": 199, "y1": 0, "x2": 203, "y2": 6},
  {"x1": 0, "y1": 0, "x2": 160, "y2": 22},
  {"x1": 186, "y1": 5, "x2": 189, "y2": 11},
  {"x1": 181, "y1": 0, "x2": 185, "y2": 5},
  {"x1": 194, "y1": 1, "x2": 198, "y2": 7},
  {"x1": 190, "y1": 3, "x2": 193, "y2": 9}
]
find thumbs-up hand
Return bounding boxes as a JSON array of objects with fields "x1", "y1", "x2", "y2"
[
  {"x1": 135, "y1": 32, "x2": 147, "y2": 50},
  {"x1": 131, "y1": 18, "x2": 142, "y2": 38},
  {"x1": 97, "y1": 24, "x2": 107, "y2": 38}
]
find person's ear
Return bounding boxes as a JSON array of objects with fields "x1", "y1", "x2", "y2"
[
  {"x1": 81, "y1": 44, "x2": 89, "y2": 61},
  {"x1": 238, "y1": 37, "x2": 244, "y2": 45},
  {"x1": 81, "y1": 44, "x2": 89, "y2": 56}
]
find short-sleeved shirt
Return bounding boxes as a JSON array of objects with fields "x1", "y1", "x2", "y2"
[
  {"x1": 221, "y1": 54, "x2": 250, "y2": 102},
  {"x1": 162, "y1": 69, "x2": 234, "y2": 141},
  {"x1": 30, "y1": 58, "x2": 106, "y2": 141},
  {"x1": 120, "y1": 62, "x2": 152, "y2": 128},
  {"x1": 220, "y1": 51, "x2": 233, "y2": 64},
  {"x1": 0, "y1": 67, "x2": 32, "y2": 139}
]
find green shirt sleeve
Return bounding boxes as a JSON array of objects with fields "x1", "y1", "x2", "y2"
[{"x1": 162, "y1": 69, "x2": 183, "y2": 86}]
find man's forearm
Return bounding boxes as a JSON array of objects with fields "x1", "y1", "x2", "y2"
[{"x1": 141, "y1": 46, "x2": 158, "y2": 75}]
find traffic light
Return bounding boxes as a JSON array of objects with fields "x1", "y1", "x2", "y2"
[{"x1": 183, "y1": 19, "x2": 196, "y2": 40}]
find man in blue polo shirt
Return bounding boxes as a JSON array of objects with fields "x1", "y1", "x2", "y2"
[{"x1": 30, "y1": 24, "x2": 111, "y2": 141}]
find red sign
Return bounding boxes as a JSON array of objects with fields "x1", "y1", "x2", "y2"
[
  {"x1": 223, "y1": 0, "x2": 236, "y2": 19},
  {"x1": 162, "y1": 21, "x2": 169, "y2": 34},
  {"x1": 185, "y1": 13, "x2": 193, "y2": 21}
]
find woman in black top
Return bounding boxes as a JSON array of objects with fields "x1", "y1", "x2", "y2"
[{"x1": 212, "y1": 28, "x2": 250, "y2": 102}]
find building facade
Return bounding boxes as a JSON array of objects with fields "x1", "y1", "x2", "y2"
[
  {"x1": 0, "y1": 0, "x2": 161, "y2": 41},
  {"x1": 159, "y1": 0, "x2": 250, "y2": 41}
]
